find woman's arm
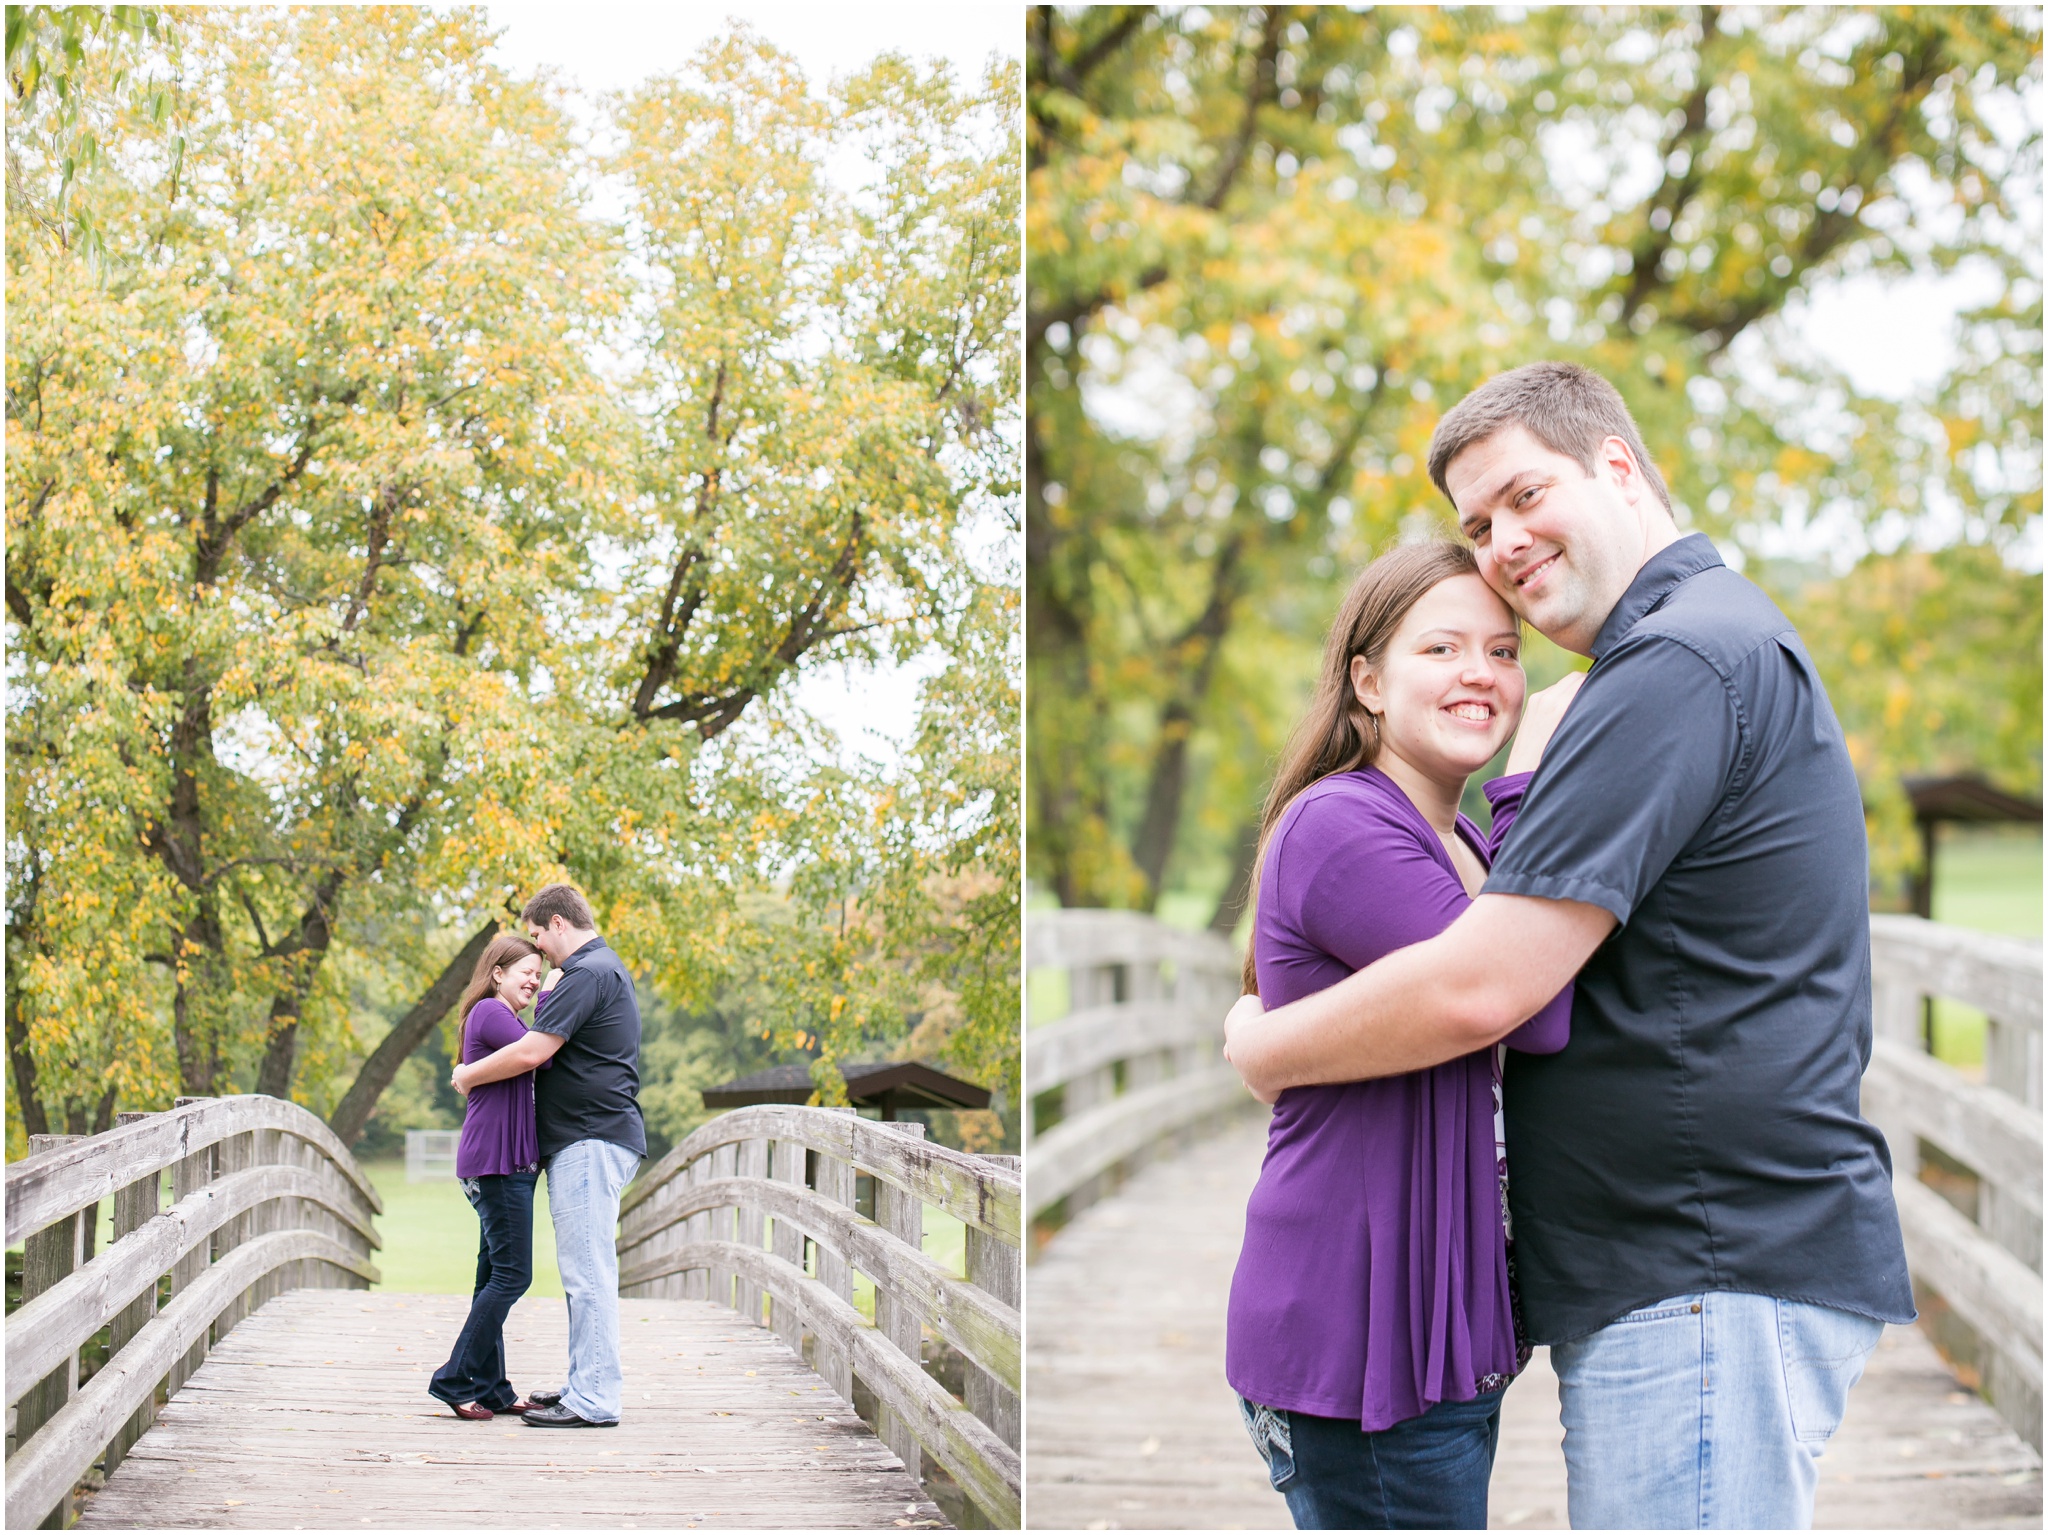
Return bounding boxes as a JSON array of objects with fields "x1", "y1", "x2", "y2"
[{"x1": 452, "y1": 1027, "x2": 564, "y2": 1093}]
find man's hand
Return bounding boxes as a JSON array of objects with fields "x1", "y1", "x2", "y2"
[
  {"x1": 1223, "y1": 993, "x2": 1280, "y2": 1105},
  {"x1": 450, "y1": 1063, "x2": 473, "y2": 1096},
  {"x1": 1506, "y1": 670, "x2": 1586, "y2": 776}
]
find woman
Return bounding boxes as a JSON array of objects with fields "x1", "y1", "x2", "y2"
[
  {"x1": 1226, "y1": 540, "x2": 1578, "y2": 1530},
  {"x1": 428, "y1": 933, "x2": 550, "y2": 1420}
]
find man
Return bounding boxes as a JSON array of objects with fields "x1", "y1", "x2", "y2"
[
  {"x1": 453, "y1": 882, "x2": 646, "y2": 1429},
  {"x1": 1224, "y1": 361, "x2": 1912, "y2": 1529}
]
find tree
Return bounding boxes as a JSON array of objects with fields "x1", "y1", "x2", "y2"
[
  {"x1": 594, "y1": 36, "x2": 1021, "y2": 1118},
  {"x1": 1026, "y1": 5, "x2": 2040, "y2": 920},
  {"x1": 6, "y1": 4, "x2": 182, "y2": 263},
  {"x1": 8, "y1": 7, "x2": 622, "y2": 1132},
  {"x1": 7, "y1": 15, "x2": 1024, "y2": 1152}
]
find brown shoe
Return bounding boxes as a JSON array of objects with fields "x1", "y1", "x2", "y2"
[
  {"x1": 491, "y1": 1400, "x2": 543, "y2": 1415},
  {"x1": 447, "y1": 1401, "x2": 493, "y2": 1421}
]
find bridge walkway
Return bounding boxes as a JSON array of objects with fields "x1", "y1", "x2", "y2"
[
  {"x1": 9, "y1": 1098, "x2": 1019, "y2": 1530},
  {"x1": 80, "y1": 1289, "x2": 936, "y2": 1530},
  {"x1": 1024, "y1": 1114, "x2": 2043, "y2": 1531}
]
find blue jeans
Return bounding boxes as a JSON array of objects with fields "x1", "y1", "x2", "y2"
[
  {"x1": 1239, "y1": 1389, "x2": 1504, "y2": 1529},
  {"x1": 429, "y1": 1170, "x2": 538, "y2": 1409},
  {"x1": 546, "y1": 1138, "x2": 641, "y2": 1424},
  {"x1": 1552, "y1": 1291, "x2": 1883, "y2": 1529}
]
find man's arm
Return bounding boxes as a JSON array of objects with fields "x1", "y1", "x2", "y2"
[
  {"x1": 1224, "y1": 892, "x2": 1613, "y2": 1095},
  {"x1": 452, "y1": 1028, "x2": 565, "y2": 1093}
]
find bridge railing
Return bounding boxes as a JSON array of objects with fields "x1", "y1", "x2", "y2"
[
  {"x1": 1025, "y1": 910, "x2": 1250, "y2": 1225},
  {"x1": 3, "y1": 1095, "x2": 382, "y2": 1529},
  {"x1": 1863, "y1": 914, "x2": 2042, "y2": 1451},
  {"x1": 617, "y1": 1104, "x2": 1020, "y2": 1529},
  {"x1": 1029, "y1": 909, "x2": 2045, "y2": 1450}
]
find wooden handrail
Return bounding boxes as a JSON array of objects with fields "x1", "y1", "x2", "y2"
[
  {"x1": 6, "y1": 1094, "x2": 381, "y2": 1247},
  {"x1": 1863, "y1": 917, "x2": 2041, "y2": 1450},
  {"x1": 1026, "y1": 910, "x2": 1250, "y2": 1221},
  {"x1": 623, "y1": 1103, "x2": 1021, "y2": 1245},
  {"x1": 618, "y1": 1173, "x2": 1017, "y2": 1391},
  {"x1": 619, "y1": 1104, "x2": 1021, "y2": 1529},
  {"x1": 2, "y1": 1096, "x2": 381, "y2": 1529},
  {"x1": 5, "y1": 1161, "x2": 377, "y2": 1402}
]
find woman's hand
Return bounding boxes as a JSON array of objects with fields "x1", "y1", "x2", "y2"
[
  {"x1": 1223, "y1": 993, "x2": 1280, "y2": 1105},
  {"x1": 1505, "y1": 670, "x2": 1586, "y2": 776},
  {"x1": 449, "y1": 1063, "x2": 473, "y2": 1097},
  {"x1": 537, "y1": 967, "x2": 563, "y2": 995}
]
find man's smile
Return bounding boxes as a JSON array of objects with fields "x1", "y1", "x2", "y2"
[{"x1": 1514, "y1": 551, "x2": 1562, "y2": 591}]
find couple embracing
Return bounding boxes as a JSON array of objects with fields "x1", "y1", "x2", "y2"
[
  {"x1": 1224, "y1": 363, "x2": 1914, "y2": 1530},
  {"x1": 428, "y1": 883, "x2": 647, "y2": 1429}
]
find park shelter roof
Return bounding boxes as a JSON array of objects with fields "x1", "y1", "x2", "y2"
[
  {"x1": 701, "y1": 1060, "x2": 991, "y2": 1117},
  {"x1": 1904, "y1": 776, "x2": 2043, "y2": 825}
]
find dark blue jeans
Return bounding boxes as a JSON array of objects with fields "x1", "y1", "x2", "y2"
[
  {"x1": 1240, "y1": 1388, "x2": 1505, "y2": 1530},
  {"x1": 429, "y1": 1170, "x2": 537, "y2": 1410}
]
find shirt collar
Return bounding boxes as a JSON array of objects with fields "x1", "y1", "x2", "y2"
[
  {"x1": 561, "y1": 936, "x2": 607, "y2": 969},
  {"x1": 1590, "y1": 533, "x2": 1724, "y2": 661}
]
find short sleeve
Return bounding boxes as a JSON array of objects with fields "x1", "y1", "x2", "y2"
[
  {"x1": 1485, "y1": 635, "x2": 1743, "y2": 925},
  {"x1": 467, "y1": 998, "x2": 527, "y2": 1055},
  {"x1": 533, "y1": 963, "x2": 601, "y2": 1042},
  {"x1": 1278, "y1": 786, "x2": 1481, "y2": 974}
]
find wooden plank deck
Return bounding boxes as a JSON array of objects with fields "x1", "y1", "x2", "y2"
[
  {"x1": 1025, "y1": 1114, "x2": 2042, "y2": 1530},
  {"x1": 80, "y1": 1289, "x2": 944, "y2": 1530}
]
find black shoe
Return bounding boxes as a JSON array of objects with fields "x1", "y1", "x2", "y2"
[
  {"x1": 526, "y1": 1388, "x2": 563, "y2": 1408},
  {"x1": 522, "y1": 1402, "x2": 615, "y2": 1428}
]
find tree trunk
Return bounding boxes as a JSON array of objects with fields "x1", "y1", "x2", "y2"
[
  {"x1": 6, "y1": 966, "x2": 50, "y2": 1140},
  {"x1": 326, "y1": 921, "x2": 498, "y2": 1148},
  {"x1": 254, "y1": 875, "x2": 344, "y2": 1099},
  {"x1": 1129, "y1": 531, "x2": 1246, "y2": 905}
]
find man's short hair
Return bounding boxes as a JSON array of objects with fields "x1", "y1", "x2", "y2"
[
  {"x1": 522, "y1": 882, "x2": 595, "y2": 932},
  {"x1": 1427, "y1": 361, "x2": 1673, "y2": 514}
]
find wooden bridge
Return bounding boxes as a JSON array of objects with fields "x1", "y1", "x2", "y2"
[
  {"x1": 6, "y1": 1098, "x2": 1019, "y2": 1530},
  {"x1": 1025, "y1": 909, "x2": 2042, "y2": 1529}
]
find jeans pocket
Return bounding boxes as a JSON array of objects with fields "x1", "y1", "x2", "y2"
[
  {"x1": 1778, "y1": 1300, "x2": 1883, "y2": 1444},
  {"x1": 1237, "y1": 1397, "x2": 1298, "y2": 1492},
  {"x1": 1608, "y1": 1293, "x2": 1704, "y2": 1326}
]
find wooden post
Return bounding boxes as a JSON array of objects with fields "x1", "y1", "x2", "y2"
[
  {"x1": 706, "y1": 1138, "x2": 738, "y2": 1312},
  {"x1": 734, "y1": 1137, "x2": 768, "y2": 1326},
  {"x1": 20, "y1": 1134, "x2": 85, "y2": 1529},
  {"x1": 964, "y1": 1155, "x2": 1021, "y2": 1451},
  {"x1": 168, "y1": 1101, "x2": 215, "y2": 1394},
  {"x1": 103, "y1": 1114, "x2": 164, "y2": 1480},
  {"x1": 1868, "y1": 977, "x2": 1921, "y2": 1180},
  {"x1": 680, "y1": 1149, "x2": 709, "y2": 1302},
  {"x1": 872, "y1": 1121, "x2": 927, "y2": 1480},
  {"x1": 769, "y1": 1137, "x2": 807, "y2": 1353},
  {"x1": 212, "y1": 1129, "x2": 254, "y2": 1338},
  {"x1": 810, "y1": 1110, "x2": 857, "y2": 1403}
]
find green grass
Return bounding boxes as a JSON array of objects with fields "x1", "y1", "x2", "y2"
[
  {"x1": 1927, "y1": 826, "x2": 2042, "y2": 1070},
  {"x1": 360, "y1": 1160, "x2": 563, "y2": 1298},
  {"x1": 357, "y1": 1161, "x2": 969, "y2": 1313}
]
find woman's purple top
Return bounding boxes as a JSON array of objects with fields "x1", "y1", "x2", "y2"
[
  {"x1": 455, "y1": 997, "x2": 541, "y2": 1178},
  {"x1": 1225, "y1": 767, "x2": 1573, "y2": 1431}
]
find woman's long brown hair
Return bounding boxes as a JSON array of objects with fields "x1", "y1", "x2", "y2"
[
  {"x1": 1241, "y1": 540, "x2": 1491, "y2": 994},
  {"x1": 454, "y1": 932, "x2": 546, "y2": 1040}
]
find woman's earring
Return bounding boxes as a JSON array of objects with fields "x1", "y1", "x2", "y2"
[{"x1": 1366, "y1": 710, "x2": 1382, "y2": 747}]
